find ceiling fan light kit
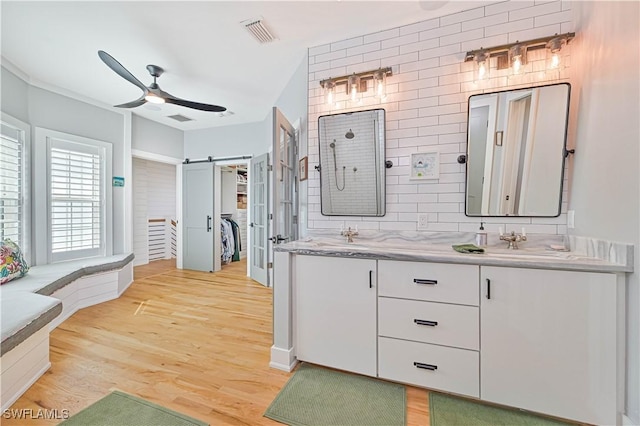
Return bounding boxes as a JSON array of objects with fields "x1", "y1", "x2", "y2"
[{"x1": 98, "y1": 50, "x2": 226, "y2": 112}]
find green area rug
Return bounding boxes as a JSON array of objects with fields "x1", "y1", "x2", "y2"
[
  {"x1": 265, "y1": 363, "x2": 406, "y2": 425},
  {"x1": 430, "y1": 392, "x2": 571, "y2": 426},
  {"x1": 60, "y1": 390, "x2": 208, "y2": 426}
]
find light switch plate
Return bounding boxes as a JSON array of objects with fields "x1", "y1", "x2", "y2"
[{"x1": 418, "y1": 214, "x2": 429, "y2": 230}]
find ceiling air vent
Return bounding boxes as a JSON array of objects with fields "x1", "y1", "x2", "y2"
[
  {"x1": 241, "y1": 18, "x2": 276, "y2": 44},
  {"x1": 167, "y1": 114, "x2": 193, "y2": 123}
]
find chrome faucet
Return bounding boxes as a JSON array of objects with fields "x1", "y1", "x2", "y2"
[
  {"x1": 500, "y1": 230, "x2": 527, "y2": 249},
  {"x1": 340, "y1": 226, "x2": 359, "y2": 243}
]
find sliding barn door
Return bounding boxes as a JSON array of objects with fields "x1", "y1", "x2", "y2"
[{"x1": 182, "y1": 162, "x2": 215, "y2": 272}]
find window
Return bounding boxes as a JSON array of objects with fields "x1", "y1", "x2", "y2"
[
  {"x1": 34, "y1": 128, "x2": 112, "y2": 263},
  {"x1": 50, "y1": 141, "x2": 103, "y2": 256},
  {"x1": 0, "y1": 116, "x2": 29, "y2": 257}
]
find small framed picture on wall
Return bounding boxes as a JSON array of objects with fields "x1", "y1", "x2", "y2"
[
  {"x1": 299, "y1": 156, "x2": 308, "y2": 181},
  {"x1": 410, "y1": 152, "x2": 440, "y2": 180}
]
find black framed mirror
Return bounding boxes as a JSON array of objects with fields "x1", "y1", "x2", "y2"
[
  {"x1": 318, "y1": 109, "x2": 386, "y2": 216},
  {"x1": 465, "y1": 83, "x2": 570, "y2": 217}
]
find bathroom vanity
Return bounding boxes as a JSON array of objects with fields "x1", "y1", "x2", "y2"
[{"x1": 273, "y1": 236, "x2": 632, "y2": 425}]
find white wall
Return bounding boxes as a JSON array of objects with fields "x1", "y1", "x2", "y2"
[
  {"x1": 307, "y1": 1, "x2": 573, "y2": 234},
  {"x1": 132, "y1": 114, "x2": 184, "y2": 160},
  {"x1": 1, "y1": 65, "x2": 29, "y2": 123},
  {"x1": 184, "y1": 120, "x2": 269, "y2": 159},
  {"x1": 569, "y1": 1, "x2": 640, "y2": 421},
  {"x1": 132, "y1": 157, "x2": 149, "y2": 266}
]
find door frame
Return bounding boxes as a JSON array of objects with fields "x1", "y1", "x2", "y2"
[
  {"x1": 213, "y1": 158, "x2": 251, "y2": 277},
  {"x1": 131, "y1": 149, "x2": 183, "y2": 268}
]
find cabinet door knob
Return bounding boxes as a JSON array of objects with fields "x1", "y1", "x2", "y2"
[
  {"x1": 414, "y1": 362, "x2": 438, "y2": 371},
  {"x1": 486, "y1": 278, "x2": 491, "y2": 299},
  {"x1": 414, "y1": 319, "x2": 438, "y2": 327},
  {"x1": 413, "y1": 278, "x2": 437, "y2": 285},
  {"x1": 369, "y1": 270, "x2": 373, "y2": 288}
]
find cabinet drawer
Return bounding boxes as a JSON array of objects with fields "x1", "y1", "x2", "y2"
[
  {"x1": 378, "y1": 260, "x2": 478, "y2": 306},
  {"x1": 378, "y1": 297, "x2": 479, "y2": 350},
  {"x1": 378, "y1": 337, "x2": 479, "y2": 398}
]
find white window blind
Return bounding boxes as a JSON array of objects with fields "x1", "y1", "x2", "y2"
[
  {"x1": 49, "y1": 140, "x2": 104, "y2": 258},
  {"x1": 0, "y1": 124, "x2": 23, "y2": 245}
]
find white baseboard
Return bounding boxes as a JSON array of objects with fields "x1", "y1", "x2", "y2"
[
  {"x1": 623, "y1": 414, "x2": 638, "y2": 425},
  {"x1": 270, "y1": 345, "x2": 298, "y2": 372}
]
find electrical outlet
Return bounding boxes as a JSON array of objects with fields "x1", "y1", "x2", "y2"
[
  {"x1": 418, "y1": 214, "x2": 429, "y2": 230},
  {"x1": 567, "y1": 210, "x2": 575, "y2": 229}
]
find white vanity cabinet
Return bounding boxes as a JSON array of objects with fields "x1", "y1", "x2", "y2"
[
  {"x1": 286, "y1": 248, "x2": 625, "y2": 425},
  {"x1": 480, "y1": 266, "x2": 619, "y2": 425},
  {"x1": 377, "y1": 260, "x2": 480, "y2": 397},
  {"x1": 295, "y1": 255, "x2": 377, "y2": 377}
]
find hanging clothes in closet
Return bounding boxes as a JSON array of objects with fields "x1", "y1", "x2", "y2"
[{"x1": 221, "y1": 217, "x2": 241, "y2": 264}]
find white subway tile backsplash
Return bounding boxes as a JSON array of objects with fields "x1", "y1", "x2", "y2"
[
  {"x1": 400, "y1": 18, "x2": 440, "y2": 36},
  {"x1": 364, "y1": 47, "x2": 400, "y2": 61},
  {"x1": 440, "y1": 7, "x2": 485, "y2": 26},
  {"x1": 485, "y1": 18, "x2": 534, "y2": 37},
  {"x1": 315, "y1": 49, "x2": 346, "y2": 63},
  {"x1": 462, "y1": 12, "x2": 509, "y2": 31},
  {"x1": 399, "y1": 38, "x2": 440, "y2": 55},
  {"x1": 331, "y1": 36, "x2": 363, "y2": 51},
  {"x1": 418, "y1": 43, "x2": 463, "y2": 60},
  {"x1": 347, "y1": 41, "x2": 382, "y2": 56},
  {"x1": 364, "y1": 28, "x2": 400, "y2": 44},
  {"x1": 419, "y1": 23, "x2": 461, "y2": 42},
  {"x1": 309, "y1": 44, "x2": 330, "y2": 56},
  {"x1": 382, "y1": 33, "x2": 420, "y2": 49},
  {"x1": 439, "y1": 28, "x2": 485, "y2": 46},
  {"x1": 485, "y1": 1, "x2": 535, "y2": 16},
  {"x1": 509, "y1": 1, "x2": 561, "y2": 21},
  {"x1": 534, "y1": 10, "x2": 572, "y2": 27},
  {"x1": 307, "y1": 2, "x2": 570, "y2": 235},
  {"x1": 508, "y1": 24, "x2": 562, "y2": 43}
]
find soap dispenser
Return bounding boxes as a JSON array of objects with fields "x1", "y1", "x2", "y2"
[{"x1": 475, "y1": 222, "x2": 487, "y2": 247}]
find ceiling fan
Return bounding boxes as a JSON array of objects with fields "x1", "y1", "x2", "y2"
[{"x1": 98, "y1": 50, "x2": 226, "y2": 112}]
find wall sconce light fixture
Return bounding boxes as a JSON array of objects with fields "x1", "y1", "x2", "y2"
[
  {"x1": 465, "y1": 32, "x2": 575, "y2": 80},
  {"x1": 347, "y1": 74, "x2": 362, "y2": 104},
  {"x1": 320, "y1": 67, "x2": 392, "y2": 105},
  {"x1": 473, "y1": 50, "x2": 490, "y2": 82}
]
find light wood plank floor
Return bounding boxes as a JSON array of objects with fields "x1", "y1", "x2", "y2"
[{"x1": 5, "y1": 259, "x2": 429, "y2": 425}]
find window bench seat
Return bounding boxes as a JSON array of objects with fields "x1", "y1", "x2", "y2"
[{"x1": 0, "y1": 253, "x2": 134, "y2": 411}]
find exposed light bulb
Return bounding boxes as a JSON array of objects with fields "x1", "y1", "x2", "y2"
[
  {"x1": 550, "y1": 53, "x2": 560, "y2": 69},
  {"x1": 145, "y1": 94, "x2": 165, "y2": 104},
  {"x1": 373, "y1": 69, "x2": 387, "y2": 100},
  {"x1": 350, "y1": 85, "x2": 358, "y2": 102},
  {"x1": 512, "y1": 56, "x2": 522, "y2": 74},
  {"x1": 478, "y1": 61, "x2": 487, "y2": 78},
  {"x1": 546, "y1": 37, "x2": 565, "y2": 71},
  {"x1": 347, "y1": 74, "x2": 361, "y2": 104},
  {"x1": 324, "y1": 80, "x2": 336, "y2": 106}
]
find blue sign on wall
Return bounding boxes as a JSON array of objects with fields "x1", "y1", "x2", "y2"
[{"x1": 112, "y1": 177, "x2": 125, "y2": 187}]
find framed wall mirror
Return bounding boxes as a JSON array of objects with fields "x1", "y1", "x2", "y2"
[
  {"x1": 465, "y1": 83, "x2": 570, "y2": 217},
  {"x1": 318, "y1": 109, "x2": 386, "y2": 216}
]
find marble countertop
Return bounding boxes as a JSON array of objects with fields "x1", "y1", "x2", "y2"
[{"x1": 275, "y1": 232, "x2": 633, "y2": 274}]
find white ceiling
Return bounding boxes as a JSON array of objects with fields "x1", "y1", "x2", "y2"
[{"x1": 1, "y1": 1, "x2": 490, "y2": 131}]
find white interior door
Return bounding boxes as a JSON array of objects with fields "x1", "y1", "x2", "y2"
[
  {"x1": 182, "y1": 162, "x2": 214, "y2": 272},
  {"x1": 270, "y1": 108, "x2": 297, "y2": 285},
  {"x1": 250, "y1": 153, "x2": 269, "y2": 285}
]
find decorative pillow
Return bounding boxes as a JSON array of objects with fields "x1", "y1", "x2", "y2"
[{"x1": 0, "y1": 239, "x2": 29, "y2": 285}]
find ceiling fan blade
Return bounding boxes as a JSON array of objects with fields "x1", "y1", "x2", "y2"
[
  {"x1": 114, "y1": 95, "x2": 146, "y2": 109},
  {"x1": 98, "y1": 50, "x2": 148, "y2": 93},
  {"x1": 165, "y1": 95, "x2": 226, "y2": 112}
]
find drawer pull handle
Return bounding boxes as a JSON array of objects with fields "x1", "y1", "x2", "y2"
[
  {"x1": 414, "y1": 362, "x2": 438, "y2": 371},
  {"x1": 486, "y1": 278, "x2": 491, "y2": 299},
  {"x1": 414, "y1": 319, "x2": 438, "y2": 327},
  {"x1": 413, "y1": 278, "x2": 437, "y2": 285}
]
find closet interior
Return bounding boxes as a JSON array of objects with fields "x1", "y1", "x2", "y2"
[{"x1": 220, "y1": 165, "x2": 248, "y2": 266}]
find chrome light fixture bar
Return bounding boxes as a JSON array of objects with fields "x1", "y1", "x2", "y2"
[
  {"x1": 320, "y1": 67, "x2": 393, "y2": 105},
  {"x1": 464, "y1": 32, "x2": 575, "y2": 72}
]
